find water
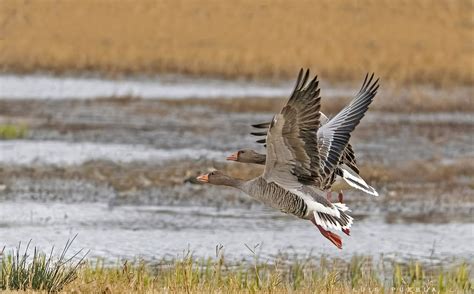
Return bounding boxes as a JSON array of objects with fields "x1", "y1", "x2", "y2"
[
  {"x1": 0, "y1": 140, "x2": 227, "y2": 165},
  {"x1": 0, "y1": 74, "x2": 353, "y2": 100},
  {"x1": 1, "y1": 202, "x2": 471, "y2": 263}
]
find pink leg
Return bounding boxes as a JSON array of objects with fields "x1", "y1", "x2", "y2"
[
  {"x1": 338, "y1": 191, "x2": 344, "y2": 203},
  {"x1": 326, "y1": 191, "x2": 332, "y2": 201}
]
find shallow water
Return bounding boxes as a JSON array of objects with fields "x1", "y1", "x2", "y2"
[
  {"x1": 0, "y1": 140, "x2": 227, "y2": 165},
  {"x1": 1, "y1": 202, "x2": 472, "y2": 263},
  {"x1": 0, "y1": 74, "x2": 355, "y2": 100}
]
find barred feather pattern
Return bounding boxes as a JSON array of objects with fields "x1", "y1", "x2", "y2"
[
  {"x1": 245, "y1": 177, "x2": 308, "y2": 218},
  {"x1": 313, "y1": 203, "x2": 353, "y2": 231}
]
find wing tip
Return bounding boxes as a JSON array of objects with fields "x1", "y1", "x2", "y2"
[
  {"x1": 250, "y1": 131, "x2": 267, "y2": 136},
  {"x1": 251, "y1": 122, "x2": 271, "y2": 129},
  {"x1": 360, "y1": 72, "x2": 380, "y2": 94}
]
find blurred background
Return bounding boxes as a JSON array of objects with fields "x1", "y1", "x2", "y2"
[{"x1": 0, "y1": 0, "x2": 472, "y2": 288}]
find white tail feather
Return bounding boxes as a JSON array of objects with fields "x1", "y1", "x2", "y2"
[
  {"x1": 341, "y1": 169, "x2": 379, "y2": 196},
  {"x1": 334, "y1": 202, "x2": 351, "y2": 212},
  {"x1": 312, "y1": 204, "x2": 353, "y2": 232}
]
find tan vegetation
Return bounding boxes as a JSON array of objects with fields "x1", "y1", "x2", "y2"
[
  {"x1": 361, "y1": 159, "x2": 474, "y2": 187},
  {"x1": 2, "y1": 243, "x2": 471, "y2": 293},
  {"x1": 63, "y1": 258, "x2": 472, "y2": 293},
  {"x1": 0, "y1": 157, "x2": 471, "y2": 193},
  {"x1": 160, "y1": 89, "x2": 473, "y2": 114},
  {"x1": 1, "y1": 0, "x2": 472, "y2": 86}
]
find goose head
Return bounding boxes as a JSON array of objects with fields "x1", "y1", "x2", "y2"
[
  {"x1": 196, "y1": 170, "x2": 236, "y2": 186},
  {"x1": 226, "y1": 149, "x2": 266, "y2": 164}
]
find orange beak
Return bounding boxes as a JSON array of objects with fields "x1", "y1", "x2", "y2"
[
  {"x1": 196, "y1": 173, "x2": 209, "y2": 183},
  {"x1": 226, "y1": 152, "x2": 239, "y2": 161}
]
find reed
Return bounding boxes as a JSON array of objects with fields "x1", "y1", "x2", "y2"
[
  {"x1": 1, "y1": 242, "x2": 471, "y2": 293},
  {"x1": 64, "y1": 254, "x2": 471, "y2": 293},
  {"x1": 0, "y1": 236, "x2": 87, "y2": 292},
  {"x1": 0, "y1": 0, "x2": 471, "y2": 86}
]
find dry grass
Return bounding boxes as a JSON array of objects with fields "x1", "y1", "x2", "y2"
[
  {"x1": 0, "y1": 160, "x2": 263, "y2": 192},
  {"x1": 160, "y1": 89, "x2": 474, "y2": 114},
  {"x1": 360, "y1": 159, "x2": 474, "y2": 186},
  {"x1": 0, "y1": 157, "x2": 471, "y2": 193},
  {"x1": 1, "y1": 0, "x2": 472, "y2": 86},
  {"x1": 2, "y1": 249, "x2": 466, "y2": 294},
  {"x1": 160, "y1": 97, "x2": 287, "y2": 114},
  {"x1": 49, "y1": 256, "x2": 474, "y2": 293}
]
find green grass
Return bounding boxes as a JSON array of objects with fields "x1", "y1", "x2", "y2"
[
  {"x1": 68, "y1": 253, "x2": 471, "y2": 293},
  {"x1": 1, "y1": 241, "x2": 471, "y2": 293},
  {"x1": 0, "y1": 124, "x2": 27, "y2": 140},
  {"x1": 0, "y1": 236, "x2": 87, "y2": 292}
]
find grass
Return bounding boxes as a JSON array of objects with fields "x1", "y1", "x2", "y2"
[
  {"x1": 0, "y1": 241, "x2": 471, "y2": 293},
  {"x1": 0, "y1": 124, "x2": 27, "y2": 140},
  {"x1": 64, "y1": 254, "x2": 473, "y2": 293},
  {"x1": 0, "y1": 0, "x2": 472, "y2": 86},
  {"x1": 159, "y1": 90, "x2": 473, "y2": 114},
  {"x1": 0, "y1": 236, "x2": 87, "y2": 292},
  {"x1": 0, "y1": 157, "x2": 471, "y2": 194}
]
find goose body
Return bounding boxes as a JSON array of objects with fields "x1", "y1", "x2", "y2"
[
  {"x1": 243, "y1": 177, "x2": 351, "y2": 229},
  {"x1": 198, "y1": 171, "x2": 352, "y2": 248},
  {"x1": 198, "y1": 69, "x2": 379, "y2": 249}
]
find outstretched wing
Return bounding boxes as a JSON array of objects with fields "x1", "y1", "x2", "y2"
[
  {"x1": 263, "y1": 69, "x2": 322, "y2": 188},
  {"x1": 317, "y1": 73, "x2": 379, "y2": 183},
  {"x1": 251, "y1": 113, "x2": 328, "y2": 145},
  {"x1": 341, "y1": 143, "x2": 359, "y2": 175}
]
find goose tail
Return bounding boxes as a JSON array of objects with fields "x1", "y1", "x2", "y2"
[
  {"x1": 310, "y1": 204, "x2": 353, "y2": 249},
  {"x1": 311, "y1": 203, "x2": 353, "y2": 232}
]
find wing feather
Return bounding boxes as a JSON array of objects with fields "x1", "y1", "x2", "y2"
[
  {"x1": 263, "y1": 69, "x2": 322, "y2": 188},
  {"x1": 317, "y1": 73, "x2": 379, "y2": 184}
]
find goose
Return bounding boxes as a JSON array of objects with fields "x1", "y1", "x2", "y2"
[
  {"x1": 197, "y1": 69, "x2": 379, "y2": 249},
  {"x1": 226, "y1": 75, "x2": 379, "y2": 201}
]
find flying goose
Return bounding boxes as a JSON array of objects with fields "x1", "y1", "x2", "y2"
[
  {"x1": 226, "y1": 75, "x2": 379, "y2": 201},
  {"x1": 197, "y1": 69, "x2": 376, "y2": 249}
]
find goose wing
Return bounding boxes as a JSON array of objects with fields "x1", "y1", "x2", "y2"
[
  {"x1": 342, "y1": 143, "x2": 359, "y2": 175},
  {"x1": 251, "y1": 113, "x2": 328, "y2": 141},
  {"x1": 262, "y1": 69, "x2": 322, "y2": 188},
  {"x1": 251, "y1": 114, "x2": 360, "y2": 174},
  {"x1": 317, "y1": 73, "x2": 379, "y2": 183}
]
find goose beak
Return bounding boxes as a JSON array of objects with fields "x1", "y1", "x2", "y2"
[
  {"x1": 196, "y1": 173, "x2": 209, "y2": 183},
  {"x1": 226, "y1": 152, "x2": 239, "y2": 161}
]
